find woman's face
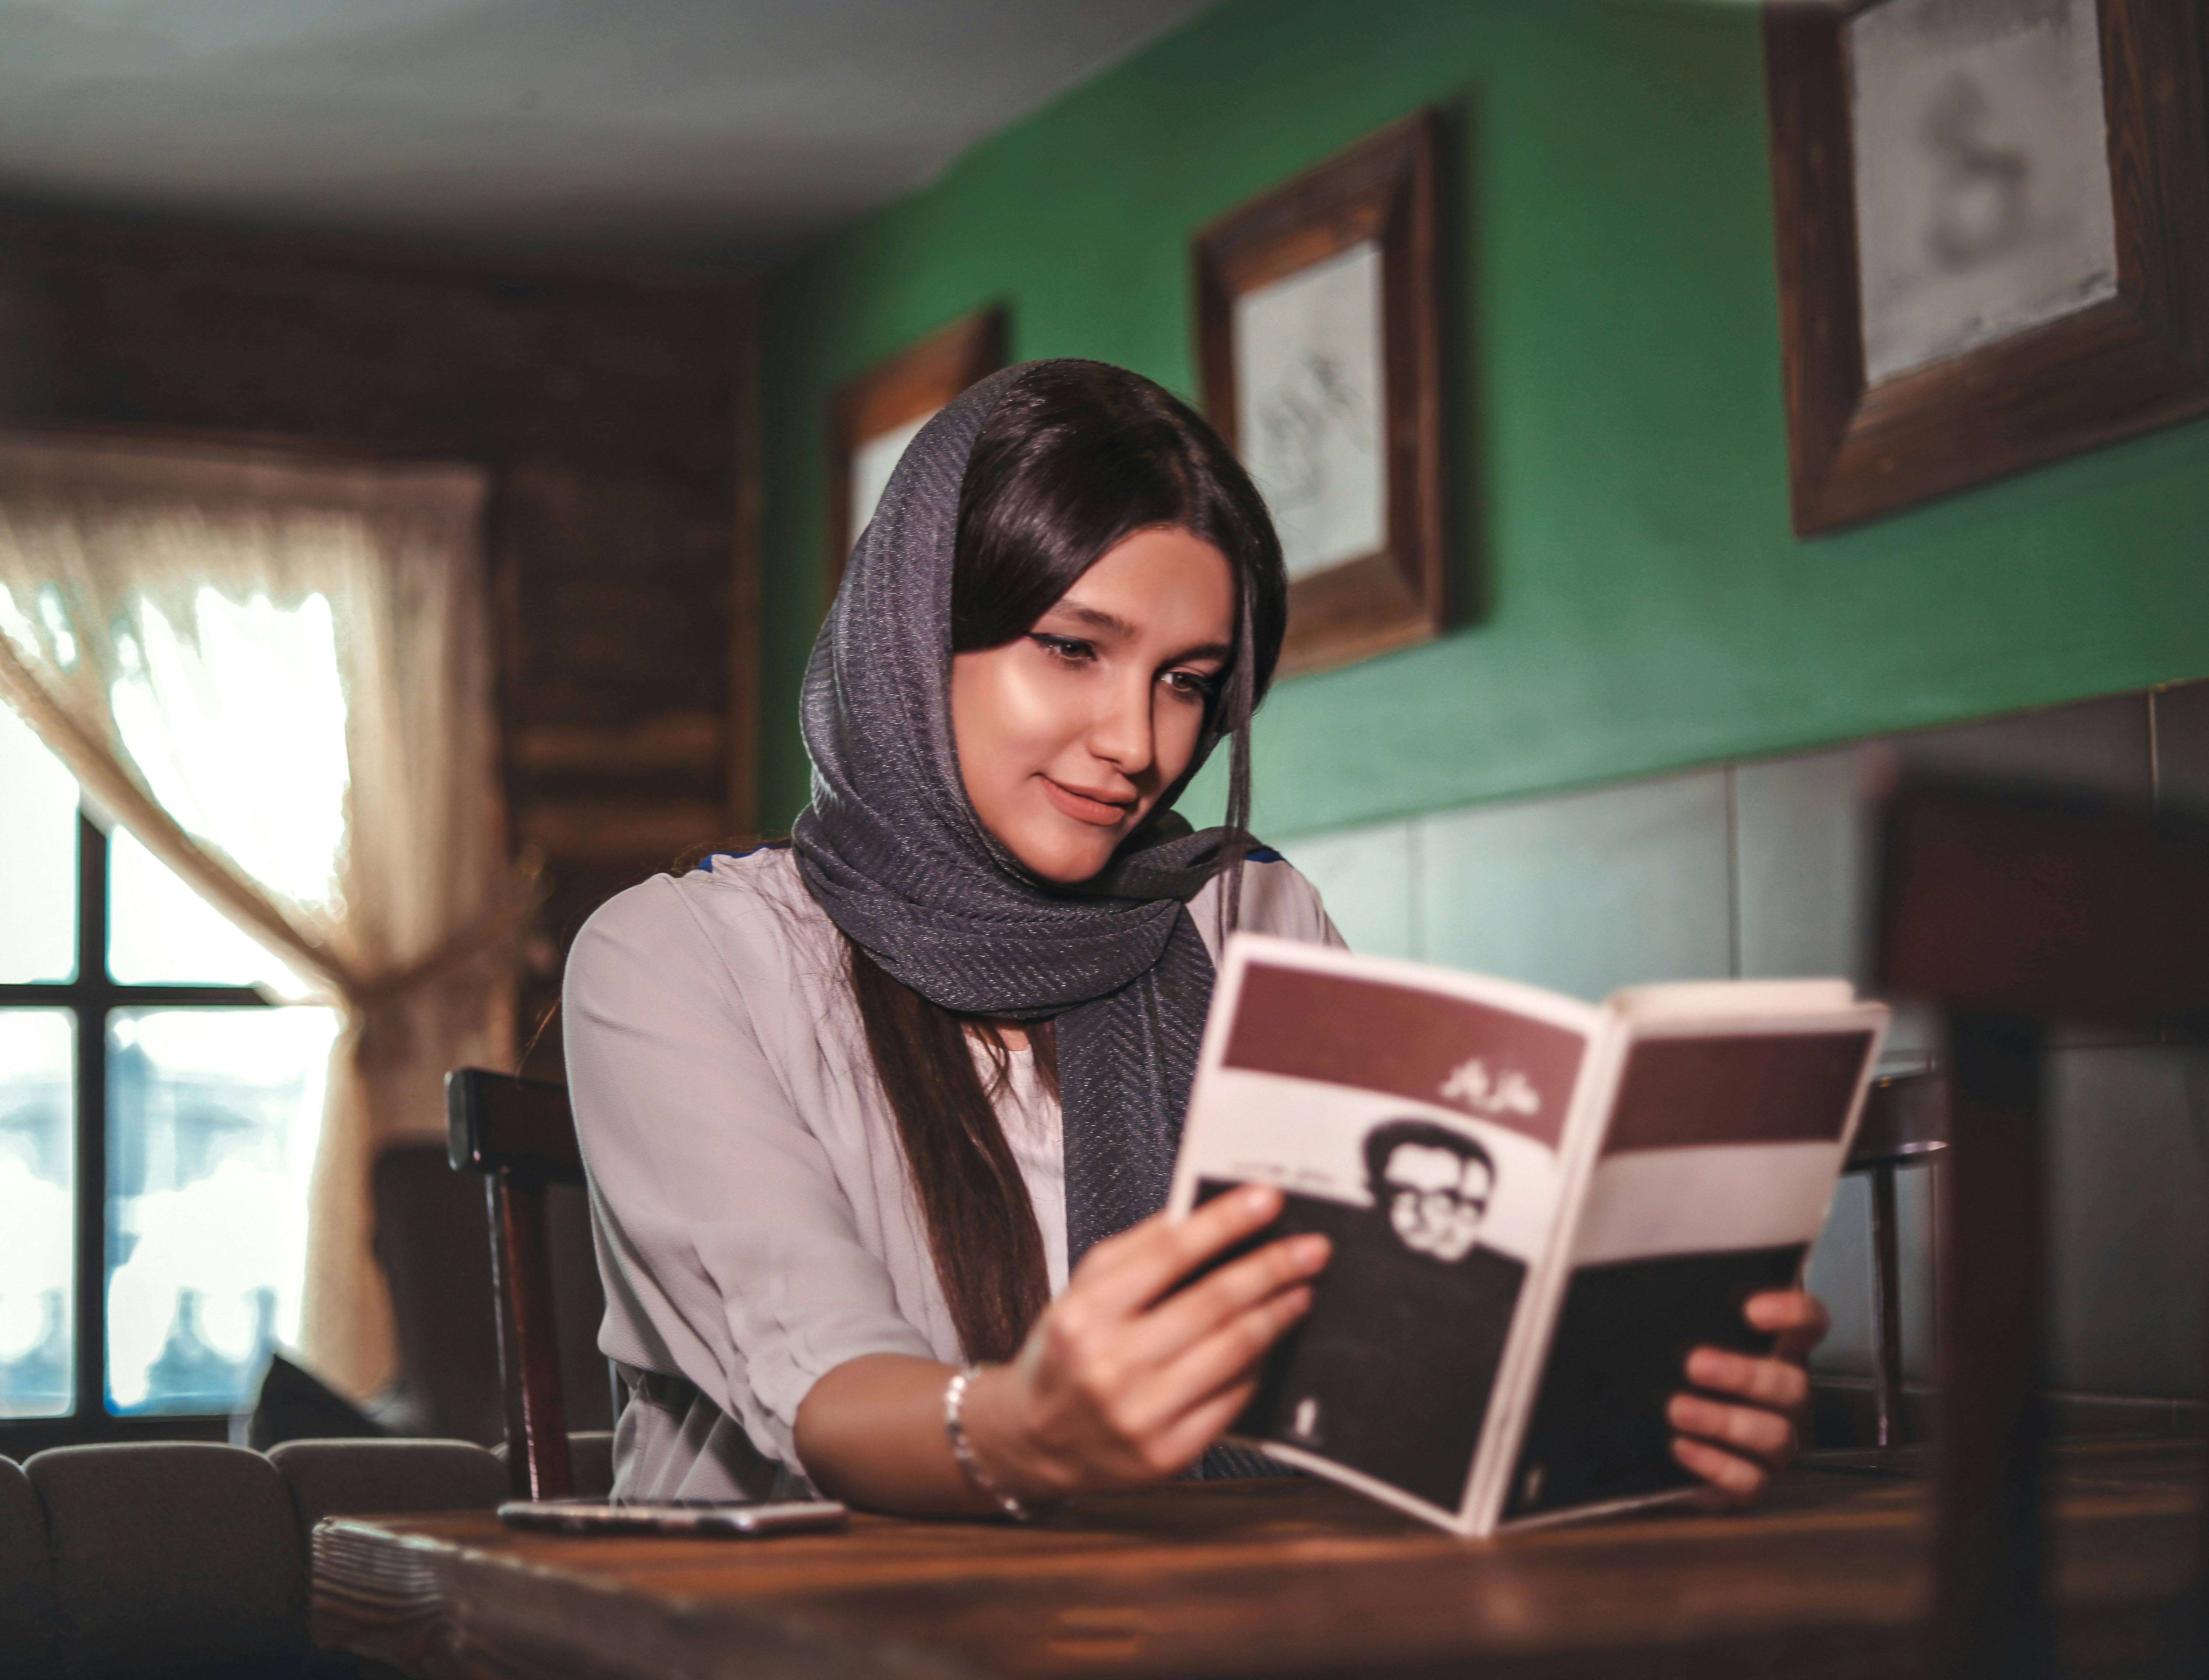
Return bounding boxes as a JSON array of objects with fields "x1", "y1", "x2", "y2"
[{"x1": 951, "y1": 526, "x2": 1235, "y2": 884}]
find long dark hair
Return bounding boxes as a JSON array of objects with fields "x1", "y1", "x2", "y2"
[{"x1": 848, "y1": 362, "x2": 1287, "y2": 1363}]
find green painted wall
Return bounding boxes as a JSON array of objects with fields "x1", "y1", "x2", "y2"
[{"x1": 756, "y1": 0, "x2": 2209, "y2": 839}]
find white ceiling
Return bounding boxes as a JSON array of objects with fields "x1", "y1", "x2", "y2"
[{"x1": 0, "y1": 0, "x2": 1219, "y2": 271}]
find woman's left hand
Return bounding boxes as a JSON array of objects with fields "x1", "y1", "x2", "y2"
[{"x1": 1667, "y1": 1289, "x2": 1828, "y2": 1507}]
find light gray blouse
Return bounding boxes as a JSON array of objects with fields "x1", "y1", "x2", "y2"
[{"x1": 563, "y1": 844, "x2": 1341, "y2": 1501}]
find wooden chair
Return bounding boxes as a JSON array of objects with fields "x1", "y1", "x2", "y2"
[
  {"x1": 1874, "y1": 780, "x2": 2209, "y2": 1680},
  {"x1": 1844, "y1": 1069, "x2": 1949, "y2": 1449},
  {"x1": 445, "y1": 1067, "x2": 587, "y2": 1501}
]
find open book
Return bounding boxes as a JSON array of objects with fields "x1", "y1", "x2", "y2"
[{"x1": 1167, "y1": 934, "x2": 1888, "y2": 1536}]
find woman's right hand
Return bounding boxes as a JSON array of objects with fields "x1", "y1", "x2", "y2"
[{"x1": 959, "y1": 1184, "x2": 1328, "y2": 1501}]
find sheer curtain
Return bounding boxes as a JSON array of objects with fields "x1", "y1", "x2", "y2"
[{"x1": 0, "y1": 434, "x2": 517, "y2": 1401}]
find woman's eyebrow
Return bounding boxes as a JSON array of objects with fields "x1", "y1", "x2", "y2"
[
  {"x1": 1046, "y1": 599, "x2": 1139, "y2": 640},
  {"x1": 1167, "y1": 640, "x2": 1232, "y2": 667},
  {"x1": 1044, "y1": 599, "x2": 1230, "y2": 666}
]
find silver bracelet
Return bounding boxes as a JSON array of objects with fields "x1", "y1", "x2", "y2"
[{"x1": 943, "y1": 1365, "x2": 1032, "y2": 1522}]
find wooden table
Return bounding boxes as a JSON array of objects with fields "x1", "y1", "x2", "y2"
[{"x1": 312, "y1": 1441, "x2": 2204, "y2": 1680}]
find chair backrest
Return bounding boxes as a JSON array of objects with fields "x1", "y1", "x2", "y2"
[
  {"x1": 27, "y1": 1441, "x2": 309, "y2": 1677},
  {"x1": 10, "y1": 1437, "x2": 509, "y2": 1679},
  {"x1": 446, "y1": 1067, "x2": 586, "y2": 1501},
  {"x1": 1873, "y1": 780, "x2": 2209, "y2": 1680},
  {"x1": 268, "y1": 1438, "x2": 508, "y2": 1531},
  {"x1": 0, "y1": 1455, "x2": 53, "y2": 1677}
]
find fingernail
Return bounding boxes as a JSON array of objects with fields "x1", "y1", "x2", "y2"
[
  {"x1": 1291, "y1": 1233, "x2": 1331, "y2": 1267},
  {"x1": 1241, "y1": 1184, "x2": 1281, "y2": 1215},
  {"x1": 1685, "y1": 1348, "x2": 1727, "y2": 1386}
]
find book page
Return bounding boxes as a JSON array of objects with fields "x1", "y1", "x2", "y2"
[
  {"x1": 1499, "y1": 1010, "x2": 1885, "y2": 1525},
  {"x1": 1170, "y1": 937, "x2": 1599, "y2": 1527}
]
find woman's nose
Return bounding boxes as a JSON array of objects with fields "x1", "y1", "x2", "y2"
[{"x1": 1086, "y1": 677, "x2": 1156, "y2": 776}]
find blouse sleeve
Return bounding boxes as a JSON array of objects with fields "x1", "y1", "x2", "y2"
[
  {"x1": 1192, "y1": 854, "x2": 1350, "y2": 962},
  {"x1": 562, "y1": 876, "x2": 934, "y2": 1469}
]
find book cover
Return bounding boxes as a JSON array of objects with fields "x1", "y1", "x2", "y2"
[{"x1": 1168, "y1": 937, "x2": 1886, "y2": 1535}]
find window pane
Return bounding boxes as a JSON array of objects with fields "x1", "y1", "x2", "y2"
[
  {"x1": 106, "y1": 1007, "x2": 340, "y2": 1415},
  {"x1": 112, "y1": 587, "x2": 350, "y2": 911},
  {"x1": 0, "y1": 1011, "x2": 74, "y2": 1418},
  {"x1": 107, "y1": 827, "x2": 307, "y2": 992},
  {"x1": 0, "y1": 704, "x2": 78, "y2": 984}
]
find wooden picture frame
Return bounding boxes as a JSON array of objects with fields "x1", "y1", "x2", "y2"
[
  {"x1": 1765, "y1": 0, "x2": 2209, "y2": 536},
  {"x1": 827, "y1": 307, "x2": 1004, "y2": 596},
  {"x1": 1194, "y1": 110, "x2": 1448, "y2": 677}
]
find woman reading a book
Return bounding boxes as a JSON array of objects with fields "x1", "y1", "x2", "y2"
[{"x1": 565, "y1": 360, "x2": 1825, "y2": 1517}]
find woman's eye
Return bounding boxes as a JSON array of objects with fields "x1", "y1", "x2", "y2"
[
  {"x1": 1030, "y1": 634, "x2": 1096, "y2": 664},
  {"x1": 1163, "y1": 669, "x2": 1217, "y2": 701}
]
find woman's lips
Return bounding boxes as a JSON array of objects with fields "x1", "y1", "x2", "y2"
[{"x1": 1040, "y1": 775, "x2": 1133, "y2": 827}]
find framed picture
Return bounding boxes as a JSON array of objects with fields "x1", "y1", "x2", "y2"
[
  {"x1": 828, "y1": 307, "x2": 1004, "y2": 595},
  {"x1": 1765, "y1": 0, "x2": 2209, "y2": 536},
  {"x1": 1194, "y1": 110, "x2": 1449, "y2": 676}
]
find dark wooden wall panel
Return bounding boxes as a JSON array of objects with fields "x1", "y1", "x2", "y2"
[{"x1": 0, "y1": 208, "x2": 754, "y2": 1082}]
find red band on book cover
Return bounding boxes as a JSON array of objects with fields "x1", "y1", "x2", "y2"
[
  {"x1": 1223, "y1": 964, "x2": 1586, "y2": 1148},
  {"x1": 1602, "y1": 1032, "x2": 1876, "y2": 1155}
]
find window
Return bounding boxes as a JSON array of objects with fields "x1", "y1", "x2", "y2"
[
  {"x1": 1, "y1": 438, "x2": 494, "y2": 1438},
  {"x1": 0, "y1": 704, "x2": 338, "y2": 1435}
]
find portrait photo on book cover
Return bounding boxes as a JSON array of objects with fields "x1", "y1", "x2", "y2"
[{"x1": 1203, "y1": 1113, "x2": 1531, "y2": 1514}]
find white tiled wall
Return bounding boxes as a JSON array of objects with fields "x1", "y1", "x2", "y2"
[
  {"x1": 2047, "y1": 1047, "x2": 2209, "y2": 1397},
  {"x1": 1732, "y1": 749, "x2": 1871, "y2": 986},
  {"x1": 1269, "y1": 682, "x2": 2209, "y2": 1402},
  {"x1": 1419, "y1": 771, "x2": 1734, "y2": 1002}
]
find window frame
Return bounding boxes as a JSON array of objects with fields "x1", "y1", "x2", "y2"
[{"x1": 0, "y1": 811, "x2": 270, "y2": 1452}]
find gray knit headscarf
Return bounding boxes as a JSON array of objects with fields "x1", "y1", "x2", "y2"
[{"x1": 791, "y1": 361, "x2": 1243, "y2": 1268}]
